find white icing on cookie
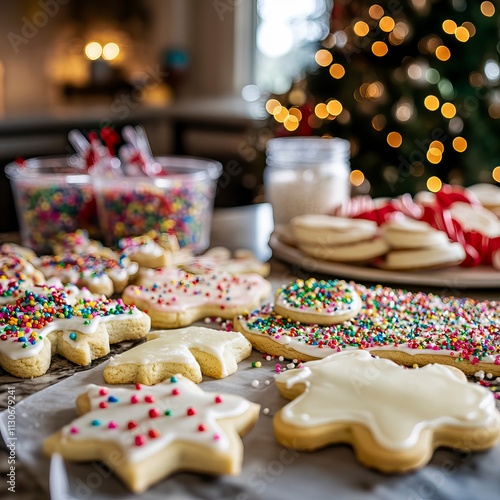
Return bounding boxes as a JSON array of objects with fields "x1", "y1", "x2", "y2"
[
  {"x1": 109, "y1": 327, "x2": 250, "y2": 377},
  {"x1": 449, "y1": 202, "x2": 500, "y2": 238},
  {"x1": 277, "y1": 351, "x2": 500, "y2": 450},
  {"x1": 61, "y1": 377, "x2": 250, "y2": 462}
]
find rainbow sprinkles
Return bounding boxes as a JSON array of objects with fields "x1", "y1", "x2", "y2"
[
  {"x1": 0, "y1": 284, "x2": 150, "y2": 378},
  {"x1": 234, "y1": 279, "x2": 500, "y2": 376}
]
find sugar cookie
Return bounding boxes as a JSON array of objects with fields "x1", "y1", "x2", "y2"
[
  {"x1": 298, "y1": 237, "x2": 389, "y2": 263},
  {"x1": 103, "y1": 326, "x2": 252, "y2": 384},
  {"x1": 233, "y1": 279, "x2": 500, "y2": 375},
  {"x1": 274, "y1": 351, "x2": 500, "y2": 473},
  {"x1": 33, "y1": 254, "x2": 138, "y2": 296},
  {"x1": 291, "y1": 214, "x2": 378, "y2": 246},
  {"x1": 123, "y1": 269, "x2": 271, "y2": 328},
  {"x1": 0, "y1": 284, "x2": 150, "y2": 378},
  {"x1": 273, "y1": 278, "x2": 361, "y2": 325},
  {"x1": 118, "y1": 235, "x2": 173, "y2": 269},
  {"x1": 182, "y1": 247, "x2": 270, "y2": 277},
  {"x1": 381, "y1": 218, "x2": 449, "y2": 249},
  {"x1": 43, "y1": 377, "x2": 260, "y2": 493}
]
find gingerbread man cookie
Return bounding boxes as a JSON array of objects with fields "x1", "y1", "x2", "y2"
[
  {"x1": 274, "y1": 351, "x2": 500, "y2": 473},
  {"x1": 44, "y1": 377, "x2": 260, "y2": 493},
  {"x1": 123, "y1": 269, "x2": 271, "y2": 328},
  {"x1": 103, "y1": 326, "x2": 252, "y2": 384}
]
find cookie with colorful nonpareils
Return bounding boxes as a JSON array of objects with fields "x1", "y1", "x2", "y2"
[
  {"x1": 273, "y1": 278, "x2": 362, "y2": 325},
  {"x1": 0, "y1": 284, "x2": 150, "y2": 378},
  {"x1": 32, "y1": 253, "x2": 138, "y2": 296},
  {"x1": 123, "y1": 268, "x2": 272, "y2": 328},
  {"x1": 273, "y1": 351, "x2": 500, "y2": 473},
  {"x1": 43, "y1": 376, "x2": 260, "y2": 493},
  {"x1": 233, "y1": 279, "x2": 500, "y2": 376}
]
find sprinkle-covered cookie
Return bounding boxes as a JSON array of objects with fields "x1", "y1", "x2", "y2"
[
  {"x1": 123, "y1": 269, "x2": 271, "y2": 328},
  {"x1": 234, "y1": 279, "x2": 500, "y2": 375},
  {"x1": 274, "y1": 351, "x2": 500, "y2": 473},
  {"x1": 273, "y1": 278, "x2": 362, "y2": 325},
  {"x1": 44, "y1": 376, "x2": 260, "y2": 493},
  {"x1": 0, "y1": 284, "x2": 150, "y2": 378},
  {"x1": 32, "y1": 253, "x2": 138, "y2": 296}
]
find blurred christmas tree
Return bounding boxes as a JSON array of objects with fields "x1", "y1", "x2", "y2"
[{"x1": 266, "y1": 0, "x2": 500, "y2": 197}]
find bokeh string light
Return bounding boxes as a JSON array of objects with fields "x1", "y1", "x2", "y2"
[{"x1": 266, "y1": 1, "x2": 500, "y2": 195}]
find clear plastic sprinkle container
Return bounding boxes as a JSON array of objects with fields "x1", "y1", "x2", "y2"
[
  {"x1": 264, "y1": 137, "x2": 351, "y2": 225},
  {"x1": 5, "y1": 156, "x2": 98, "y2": 254},
  {"x1": 92, "y1": 156, "x2": 222, "y2": 251}
]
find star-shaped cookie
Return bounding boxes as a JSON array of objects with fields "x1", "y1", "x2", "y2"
[
  {"x1": 274, "y1": 351, "x2": 500, "y2": 473},
  {"x1": 103, "y1": 326, "x2": 252, "y2": 384},
  {"x1": 44, "y1": 376, "x2": 260, "y2": 493}
]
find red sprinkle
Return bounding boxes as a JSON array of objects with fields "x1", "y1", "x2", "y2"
[
  {"x1": 130, "y1": 395, "x2": 139, "y2": 404},
  {"x1": 127, "y1": 420, "x2": 138, "y2": 430},
  {"x1": 186, "y1": 407, "x2": 196, "y2": 416},
  {"x1": 135, "y1": 435, "x2": 146, "y2": 446},
  {"x1": 198, "y1": 424, "x2": 206, "y2": 432},
  {"x1": 148, "y1": 429, "x2": 160, "y2": 438},
  {"x1": 145, "y1": 395, "x2": 155, "y2": 403},
  {"x1": 214, "y1": 395, "x2": 223, "y2": 404},
  {"x1": 172, "y1": 389, "x2": 180, "y2": 396},
  {"x1": 149, "y1": 408, "x2": 160, "y2": 418},
  {"x1": 135, "y1": 384, "x2": 142, "y2": 390},
  {"x1": 99, "y1": 388, "x2": 108, "y2": 396},
  {"x1": 99, "y1": 402, "x2": 108, "y2": 409}
]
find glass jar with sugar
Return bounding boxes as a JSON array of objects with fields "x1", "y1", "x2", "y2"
[{"x1": 264, "y1": 137, "x2": 351, "y2": 226}]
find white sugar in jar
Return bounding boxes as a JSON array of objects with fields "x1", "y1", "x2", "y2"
[{"x1": 264, "y1": 137, "x2": 351, "y2": 226}]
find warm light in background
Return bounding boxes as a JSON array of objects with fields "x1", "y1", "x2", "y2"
[
  {"x1": 288, "y1": 107, "x2": 302, "y2": 120},
  {"x1": 429, "y1": 141, "x2": 444, "y2": 153},
  {"x1": 493, "y1": 166, "x2": 500, "y2": 182},
  {"x1": 452, "y1": 137, "x2": 467, "y2": 152},
  {"x1": 454, "y1": 27, "x2": 470, "y2": 43},
  {"x1": 462, "y1": 22, "x2": 476, "y2": 37},
  {"x1": 424, "y1": 95, "x2": 440, "y2": 111},
  {"x1": 387, "y1": 131, "x2": 402, "y2": 148},
  {"x1": 329, "y1": 63, "x2": 345, "y2": 79},
  {"x1": 283, "y1": 115, "x2": 299, "y2": 131},
  {"x1": 480, "y1": 1, "x2": 495, "y2": 17},
  {"x1": 273, "y1": 106, "x2": 289, "y2": 122},
  {"x1": 435, "y1": 45, "x2": 451, "y2": 61},
  {"x1": 427, "y1": 176, "x2": 442, "y2": 192},
  {"x1": 368, "y1": 4, "x2": 384, "y2": 20},
  {"x1": 265, "y1": 99, "x2": 281, "y2": 114},
  {"x1": 442, "y1": 20, "x2": 457, "y2": 34},
  {"x1": 315, "y1": 103, "x2": 329, "y2": 119},
  {"x1": 350, "y1": 169, "x2": 365, "y2": 186},
  {"x1": 326, "y1": 99, "x2": 343, "y2": 116},
  {"x1": 315, "y1": 49, "x2": 333, "y2": 67},
  {"x1": 84, "y1": 41, "x2": 103, "y2": 60},
  {"x1": 372, "y1": 41, "x2": 388, "y2": 57},
  {"x1": 102, "y1": 42, "x2": 120, "y2": 61},
  {"x1": 353, "y1": 21, "x2": 369, "y2": 37},
  {"x1": 379, "y1": 16, "x2": 395, "y2": 33},
  {"x1": 372, "y1": 114, "x2": 386, "y2": 131},
  {"x1": 427, "y1": 148, "x2": 442, "y2": 164},
  {"x1": 288, "y1": 89, "x2": 307, "y2": 106},
  {"x1": 441, "y1": 102, "x2": 456, "y2": 118}
]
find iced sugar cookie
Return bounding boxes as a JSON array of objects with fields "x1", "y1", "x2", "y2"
[
  {"x1": 51, "y1": 230, "x2": 118, "y2": 259},
  {"x1": 103, "y1": 326, "x2": 252, "y2": 384},
  {"x1": 0, "y1": 284, "x2": 151, "y2": 378},
  {"x1": 118, "y1": 234, "x2": 173, "y2": 269},
  {"x1": 273, "y1": 278, "x2": 362, "y2": 325},
  {"x1": 233, "y1": 279, "x2": 500, "y2": 375},
  {"x1": 33, "y1": 254, "x2": 138, "y2": 296},
  {"x1": 274, "y1": 351, "x2": 500, "y2": 473},
  {"x1": 123, "y1": 269, "x2": 271, "y2": 328},
  {"x1": 182, "y1": 247, "x2": 270, "y2": 277},
  {"x1": 44, "y1": 377, "x2": 260, "y2": 493}
]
